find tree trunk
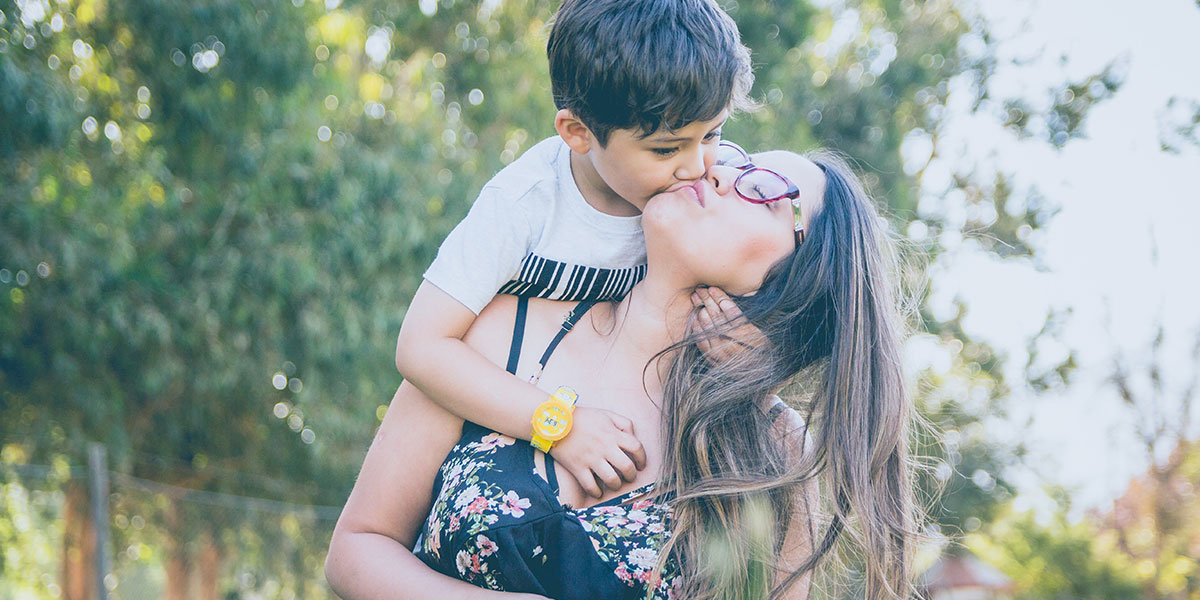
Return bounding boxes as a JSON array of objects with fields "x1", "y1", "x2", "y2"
[
  {"x1": 163, "y1": 499, "x2": 190, "y2": 600},
  {"x1": 197, "y1": 530, "x2": 222, "y2": 600},
  {"x1": 60, "y1": 481, "x2": 96, "y2": 600}
]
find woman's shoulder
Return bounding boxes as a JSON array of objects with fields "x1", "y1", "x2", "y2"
[
  {"x1": 462, "y1": 295, "x2": 522, "y2": 367},
  {"x1": 759, "y1": 394, "x2": 798, "y2": 423},
  {"x1": 466, "y1": 296, "x2": 592, "y2": 366},
  {"x1": 761, "y1": 395, "x2": 811, "y2": 456}
]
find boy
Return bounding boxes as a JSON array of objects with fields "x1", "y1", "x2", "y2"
[{"x1": 396, "y1": 0, "x2": 755, "y2": 498}]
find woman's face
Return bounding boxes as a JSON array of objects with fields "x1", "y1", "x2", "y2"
[{"x1": 642, "y1": 151, "x2": 826, "y2": 295}]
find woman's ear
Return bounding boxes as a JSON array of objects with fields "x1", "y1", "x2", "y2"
[{"x1": 555, "y1": 109, "x2": 594, "y2": 155}]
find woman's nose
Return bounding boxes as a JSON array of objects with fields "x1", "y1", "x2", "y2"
[{"x1": 705, "y1": 165, "x2": 737, "y2": 195}]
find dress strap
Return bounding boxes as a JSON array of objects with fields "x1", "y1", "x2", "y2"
[
  {"x1": 527, "y1": 299, "x2": 598, "y2": 384},
  {"x1": 766, "y1": 399, "x2": 787, "y2": 423},
  {"x1": 514, "y1": 299, "x2": 597, "y2": 498},
  {"x1": 527, "y1": 300, "x2": 597, "y2": 498},
  {"x1": 543, "y1": 452, "x2": 561, "y2": 494},
  {"x1": 505, "y1": 296, "x2": 529, "y2": 376}
]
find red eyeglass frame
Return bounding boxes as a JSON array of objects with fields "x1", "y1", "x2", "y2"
[{"x1": 716, "y1": 140, "x2": 805, "y2": 244}]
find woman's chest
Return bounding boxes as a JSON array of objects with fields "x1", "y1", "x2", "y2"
[
  {"x1": 417, "y1": 425, "x2": 680, "y2": 599},
  {"x1": 536, "y1": 372, "x2": 666, "y2": 509}
]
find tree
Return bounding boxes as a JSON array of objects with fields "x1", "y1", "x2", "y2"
[
  {"x1": 1099, "y1": 324, "x2": 1200, "y2": 598},
  {"x1": 1158, "y1": 1, "x2": 1200, "y2": 154},
  {"x1": 967, "y1": 492, "x2": 1143, "y2": 599},
  {"x1": 0, "y1": 0, "x2": 1121, "y2": 596}
]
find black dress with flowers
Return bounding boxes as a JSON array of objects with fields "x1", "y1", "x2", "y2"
[{"x1": 413, "y1": 297, "x2": 680, "y2": 599}]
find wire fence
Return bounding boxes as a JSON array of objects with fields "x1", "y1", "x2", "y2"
[{"x1": 1, "y1": 445, "x2": 342, "y2": 600}]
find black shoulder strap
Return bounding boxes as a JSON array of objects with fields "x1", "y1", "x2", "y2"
[
  {"x1": 766, "y1": 399, "x2": 787, "y2": 423},
  {"x1": 528, "y1": 299, "x2": 598, "y2": 384},
  {"x1": 505, "y1": 296, "x2": 529, "y2": 375},
  {"x1": 543, "y1": 453, "x2": 561, "y2": 495}
]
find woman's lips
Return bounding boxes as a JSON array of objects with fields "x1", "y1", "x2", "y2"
[
  {"x1": 667, "y1": 182, "x2": 706, "y2": 207},
  {"x1": 691, "y1": 181, "x2": 706, "y2": 207}
]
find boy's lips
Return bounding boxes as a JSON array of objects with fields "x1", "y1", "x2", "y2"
[{"x1": 665, "y1": 182, "x2": 706, "y2": 207}]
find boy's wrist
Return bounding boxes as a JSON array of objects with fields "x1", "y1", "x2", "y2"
[{"x1": 530, "y1": 386, "x2": 578, "y2": 452}]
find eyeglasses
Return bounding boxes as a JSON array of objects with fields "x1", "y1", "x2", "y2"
[{"x1": 716, "y1": 140, "x2": 805, "y2": 244}]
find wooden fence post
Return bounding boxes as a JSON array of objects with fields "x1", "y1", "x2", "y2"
[{"x1": 88, "y1": 443, "x2": 112, "y2": 600}]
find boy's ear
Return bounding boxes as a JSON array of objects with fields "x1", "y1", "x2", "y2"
[{"x1": 555, "y1": 109, "x2": 595, "y2": 155}]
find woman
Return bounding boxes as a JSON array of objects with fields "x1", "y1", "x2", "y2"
[{"x1": 325, "y1": 147, "x2": 917, "y2": 599}]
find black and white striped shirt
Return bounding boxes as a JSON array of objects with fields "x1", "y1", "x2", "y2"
[
  {"x1": 425, "y1": 137, "x2": 647, "y2": 314},
  {"x1": 498, "y1": 255, "x2": 647, "y2": 303}
]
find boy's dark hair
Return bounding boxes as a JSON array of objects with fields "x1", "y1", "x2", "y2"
[{"x1": 548, "y1": 0, "x2": 755, "y2": 145}]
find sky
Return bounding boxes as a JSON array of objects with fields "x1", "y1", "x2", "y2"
[{"x1": 924, "y1": 0, "x2": 1200, "y2": 513}]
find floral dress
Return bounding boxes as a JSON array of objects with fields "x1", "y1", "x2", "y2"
[{"x1": 413, "y1": 297, "x2": 680, "y2": 599}]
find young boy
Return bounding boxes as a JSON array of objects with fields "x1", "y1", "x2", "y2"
[{"x1": 396, "y1": 0, "x2": 755, "y2": 498}]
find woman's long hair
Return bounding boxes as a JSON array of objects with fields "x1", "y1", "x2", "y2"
[{"x1": 649, "y1": 151, "x2": 919, "y2": 599}]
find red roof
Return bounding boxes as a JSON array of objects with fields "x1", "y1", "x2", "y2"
[{"x1": 921, "y1": 551, "x2": 1014, "y2": 591}]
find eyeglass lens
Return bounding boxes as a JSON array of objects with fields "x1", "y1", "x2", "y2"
[
  {"x1": 735, "y1": 170, "x2": 793, "y2": 202},
  {"x1": 716, "y1": 142, "x2": 750, "y2": 168}
]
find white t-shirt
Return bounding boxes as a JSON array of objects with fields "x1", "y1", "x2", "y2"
[{"x1": 424, "y1": 136, "x2": 648, "y2": 314}]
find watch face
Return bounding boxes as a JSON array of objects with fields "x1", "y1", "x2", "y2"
[{"x1": 534, "y1": 399, "x2": 572, "y2": 441}]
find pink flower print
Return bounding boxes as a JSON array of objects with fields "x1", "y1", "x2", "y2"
[
  {"x1": 426, "y1": 526, "x2": 441, "y2": 556},
  {"x1": 627, "y1": 547, "x2": 658, "y2": 571},
  {"x1": 605, "y1": 515, "x2": 629, "y2": 528},
  {"x1": 647, "y1": 521, "x2": 665, "y2": 534},
  {"x1": 476, "y1": 432, "x2": 516, "y2": 451},
  {"x1": 471, "y1": 553, "x2": 487, "y2": 574},
  {"x1": 655, "y1": 571, "x2": 674, "y2": 589},
  {"x1": 476, "y1": 534, "x2": 498, "y2": 557},
  {"x1": 499, "y1": 490, "x2": 531, "y2": 517},
  {"x1": 445, "y1": 462, "x2": 464, "y2": 485},
  {"x1": 631, "y1": 499, "x2": 654, "y2": 510},
  {"x1": 576, "y1": 516, "x2": 594, "y2": 532},
  {"x1": 670, "y1": 576, "x2": 684, "y2": 598},
  {"x1": 627, "y1": 509, "x2": 650, "y2": 525},
  {"x1": 454, "y1": 484, "x2": 481, "y2": 511},
  {"x1": 448, "y1": 514, "x2": 461, "y2": 533},
  {"x1": 466, "y1": 496, "x2": 490, "y2": 515},
  {"x1": 455, "y1": 550, "x2": 472, "y2": 576},
  {"x1": 485, "y1": 514, "x2": 499, "y2": 525},
  {"x1": 593, "y1": 505, "x2": 625, "y2": 517},
  {"x1": 614, "y1": 563, "x2": 632, "y2": 582}
]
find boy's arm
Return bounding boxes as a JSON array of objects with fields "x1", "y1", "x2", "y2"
[
  {"x1": 396, "y1": 281, "x2": 646, "y2": 497},
  {"x1": 400, "y1": 182, "x2": 548, "y2": 438},
  {"x1": 395, "y1": 281, "x2": 545, "y2": 441}
]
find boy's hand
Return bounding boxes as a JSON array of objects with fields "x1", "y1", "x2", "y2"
[
  {"x1": 550, "y1": 406, "x2": 646, "y2": 498},
  {"x1": 691, "y1": 286, "x2": 769, "y2": 364}
]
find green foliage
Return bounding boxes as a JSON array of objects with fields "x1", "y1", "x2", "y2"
[
  {"x1": 1000, "y1": 60, "x2": 1124, "y2": 149},
  {"x1": 1159, "y1": 96, "x2": 1200, "y2": 153},
  {"x1": 0, "y1": 462, "x2": 70, "y2": 599},
  {"x1": 0, "y1": 0, "x2": 1123, "y2": 596},
  {"x1": 967, "y1": 497, "x2": 1142, "y2": 599}
]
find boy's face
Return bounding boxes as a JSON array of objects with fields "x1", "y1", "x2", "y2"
[{"x1": 577, "y1": 111, "x2": 729, "y2": 212}]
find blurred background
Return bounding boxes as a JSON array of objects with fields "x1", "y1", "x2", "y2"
[{"x1": 2, "y1": 0, "x2": 1198, "y2": 598}]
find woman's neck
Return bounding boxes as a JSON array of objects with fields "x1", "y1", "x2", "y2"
[{"x1": 602, "y1": 274, "x2": 695, "y2": 386}]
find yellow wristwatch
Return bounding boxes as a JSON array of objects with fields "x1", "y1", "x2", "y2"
[{"x1": 530, "y1": 386, "x2": 578, "y2": 453}]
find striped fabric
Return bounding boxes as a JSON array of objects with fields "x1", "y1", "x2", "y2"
[{"x1": 497, "y1": 253, "x2": 647, "y2": 302}]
